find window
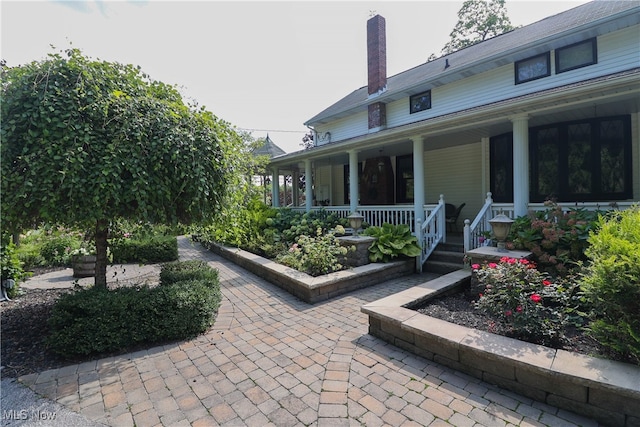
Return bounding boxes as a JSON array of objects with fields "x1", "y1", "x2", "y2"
[
  {"x1": 490, "y1": 116, "x2": 632, "y2": 203},
  {"x1": 515, "y1": 52, "x2": 550, "y2": 84},
  {"x1": 395, "y1": 154, "x2": 414, "y2": 203},
  {"x1": 410, "y1": 91, "x2": 431, "y2": 114},
  {"x1": 555, "y1": 38, "x2": 597, "y2": 73}
]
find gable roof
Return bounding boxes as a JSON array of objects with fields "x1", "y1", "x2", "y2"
[
  {"x1": 252, "y1": 134, "x2": 287, "y2": 158},
  {"x1": 305, "y1": 0, "x2": 640, "y2": 126}
]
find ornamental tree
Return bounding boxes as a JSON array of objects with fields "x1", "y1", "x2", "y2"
[
  {"x1": 1, "y1": 48, "x2": 233, "y2": 288},
  {"x1": 441, "y1": 0, "x2": 515, "y2": 55}
]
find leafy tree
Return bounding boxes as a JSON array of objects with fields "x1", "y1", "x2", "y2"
[
  {"x1": 1, "y1": 48, "x2": 233, "y2": 288},
  {"x1": 440, "y1": 0, "x2": 515, "y2": 56},
  {"x1": 300, "y1": 130, "x2": 314, "y2": 150}
]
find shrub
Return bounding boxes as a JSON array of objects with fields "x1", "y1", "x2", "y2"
[
  {"x1": 159, "y1": 260, "x2": 218, "y2": 285},
  {"x1": 47, "y1": 261, "x2": 221, "y2": 357},
  {"x1": 581, "y1": 207, "x2": 640, "y2": 364},
  {"x1": 0, "y1": 238, "x2": 29, "y2": 298},
  {"x1": 110, "y1": 235, "x2": 178, "y2": 264},
  {"x1": 509, "y1": 201, "x2": 602, "y2": 276},
  {"x1": 472, "y1": 257, "x2": 580, "y2": 346},
  {"x1": 39, "y1": 234, "x2": 81, "y2": 266},
  {"x1": 276, "y1": 228, "x2": 351, "y2": 276},
  {"x1": 362, "y1": 223, "x2": 421, "y2": 263}
]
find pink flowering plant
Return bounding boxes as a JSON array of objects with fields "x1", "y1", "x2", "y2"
[{"x1": 472, "y1": 256, "x2": 579, "y2": 345}]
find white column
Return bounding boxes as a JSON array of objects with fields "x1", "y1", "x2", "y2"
[
  {"x1": 511, "y1": 115, "x2": 529, "y2": 217},
  {"x1": 481, "y1": 137, "x2": 489, "y2": 197},
  {"x1": 271, "y1": 167, "x2": 279, "y2": 207},
  {"x1": 348, "y1": 150, "x2": 359, "y2": 213},
  {"x1": 412, "y1": 137, "x2": 426, "y2": 223},
  {"x1": 292, "y1": 169, "x2": 299, "y2": 207},
  {"x1": 305, "y1": 159, "x2": 312, "y2": 212}
]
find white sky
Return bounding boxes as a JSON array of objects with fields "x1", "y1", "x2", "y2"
[{"x1": 1, "y1": 0, "x2": 588, "y2": 153}]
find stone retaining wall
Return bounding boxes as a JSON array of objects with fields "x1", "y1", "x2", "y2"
[
  {"x1": 362, "y1": 270, "x2": 640, "y2": 427},
  {"x1": 204, "y1": 242, "x2": 414, "y2": 304}
]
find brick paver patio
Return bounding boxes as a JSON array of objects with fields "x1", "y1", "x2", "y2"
[{"x1": 17, "y1": 237, "x2": 598, "y2": 426}]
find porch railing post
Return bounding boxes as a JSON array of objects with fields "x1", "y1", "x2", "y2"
[
  {"x1": 416, "y1": 218, "x2": 423, "y2": 273},
  {"x1": 463, "y1": 219, "x2": 471, "y2": 253}
]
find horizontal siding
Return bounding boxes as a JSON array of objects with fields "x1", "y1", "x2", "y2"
[
  {"x1": 315, "y1": 111, "x2": 368, "y2": 147},
  {"x1": 388, "y1": 25, "x2": 639, "y2": 129},
  {"x1": 424, "y1": 142, "x2": 484, "y2": 225}
]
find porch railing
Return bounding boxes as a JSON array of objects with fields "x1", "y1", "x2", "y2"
[
  {"x1": 463, "y1": 195, "x2": 638, "y2": 253},
  {"x1": 416, "y1": 196, "x2": 446, "y2": 273}
]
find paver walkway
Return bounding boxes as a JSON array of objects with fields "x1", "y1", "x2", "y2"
[{"x1": 16, "y1": 237, "x2": 598, "y2": 426}]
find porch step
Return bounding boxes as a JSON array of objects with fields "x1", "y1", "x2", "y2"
[{"x1": 424, "y1": 245, "x2": 465, "y2": 274}]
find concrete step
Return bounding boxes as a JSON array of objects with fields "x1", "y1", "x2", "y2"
[{"x1": 423, "y1": 260, "x2": 464, "y2": 274}]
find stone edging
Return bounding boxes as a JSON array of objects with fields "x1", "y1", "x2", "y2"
[
  {"x1": 203, "y1": 242, "x2": 414, "y2": 304},
  {"x1": 361, "y1": 270, "x2": 640, "y2": 427}
]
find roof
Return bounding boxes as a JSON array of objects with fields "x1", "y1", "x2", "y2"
[
  {"x1": 252, "y1": 134, "x2": 287, "y2": 158},
  {"x1": 305, "y1": 0, "x2": 640, "y2": 126}
]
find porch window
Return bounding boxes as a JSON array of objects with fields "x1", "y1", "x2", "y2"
[
  {"x1": 515, "y1": 52, "x2": 550, "y2": 84},
  {"x1": 529, "y1": 115, "x2": 632, "y2": 202},
  {"x1": 555, "y1": 38, "x2": 597, "y2": 74},
  {"x1": 489, "y1": 134, "x2": 514, "y2": 203},
  {"x1": 396, "y1": 154, "x2": 414, "y2": 203},
  {"x1": 490, "y1": 115, "x2": 632, "y2": 203}
]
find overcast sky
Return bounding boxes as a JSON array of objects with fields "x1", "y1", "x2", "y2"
[{"x1": 2, "y1": 0, "x2": 588, "y2": 153}]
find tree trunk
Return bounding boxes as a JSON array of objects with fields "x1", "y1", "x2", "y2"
[{"x1": 94, "y1": 219, "x2": 109, "y2": 289}]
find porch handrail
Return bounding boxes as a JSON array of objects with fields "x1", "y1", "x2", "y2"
[
  {"x1": 463, "y1": 192, "x2": 493, "y2": 253},
  {"x1": 416, "y1": 195, "x2": 446, "y2": 273}
]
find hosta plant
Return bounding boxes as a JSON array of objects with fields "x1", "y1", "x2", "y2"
[{"x1": 363, "y1": 223, "x2": 421, "y2": 263}]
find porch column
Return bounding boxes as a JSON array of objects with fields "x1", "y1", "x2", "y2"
[
  {"x1": 348, "y1": 150, "x2": 359, "y2": 213},
  {"x1": 511, "y1": 115, "x2": 529, "y2": 217},
  {"x1": 271, "y1": 167, "x2": 280, "y2": 207},
  {"x1": 412, "y1": 137, "x2": 426, "y2": 223},
  {"x1": 292, "y1": 169, "x2": 299, "y2": 207},
  {"x1": 305, "y1": 159, "x2": 312, "y2": 212}
]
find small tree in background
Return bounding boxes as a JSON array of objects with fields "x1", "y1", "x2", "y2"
[
  {"x1": 1, "y1": 48, "x2": 234, "y2": 288},
  {"x1": 440, "y1": 0, "x2": 515, "y2": 56}
]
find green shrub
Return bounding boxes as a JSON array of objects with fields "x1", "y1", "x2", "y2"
[
  {"x1": 159, "y1": 260, "x2": 218, "y2": 285},
  {"x1": 509, "y1": 201, "x2": 603, "y2": 276},
  {"x1": 363, "y1": 223, "x2": 421, "y2": 263},
  {"x1": 110, "y1": 235, "x2": 178, "y2": 263},
  {"x1": 39, "y1": 234, "x2": 81, "y2": 266},
  {"x1": 0, "y1": 238, "x2": 29, "y2": 298},
  {"x1": 14, "y1": 243, "x2": 45, "y2": 271},
  {"x1": 581, "y1": 206, "x2": 640, "y2": 364},
  {"x1": 276, "y1": 228, "x2": 352, "y2": 276},
  {"x1": 47, "y1": 261, "x2": 221, "y2": 357}
]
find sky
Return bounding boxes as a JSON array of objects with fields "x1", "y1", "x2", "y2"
[{"x1": 1, "y1": 0, "x2": 589, "y2": 153}]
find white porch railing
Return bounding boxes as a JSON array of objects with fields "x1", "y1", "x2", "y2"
[
  {"x1": 292, "y1": 204, "x2": 440, "y2": 234},
  {"x1": 464, "y1": 195, "x2": 638, "y2": 253},
  {"x1": 416, "y1": 195, "x2": 446, "y2": 273}
]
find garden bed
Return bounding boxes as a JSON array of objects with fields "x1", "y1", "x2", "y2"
[
  {"x1": 202, "y1": 241, "x2": 415, "y2": 303},
  {"x1": 361, "y1": 270, "x2": 640, "y2": 427}
]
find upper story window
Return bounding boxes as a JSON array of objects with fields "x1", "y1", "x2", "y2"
[
  {"x1": 555, "y1": 38, "x2": 597, "y2": 73},
  {"x1": 515, "y1": 52, "x2": 551, "y2": 84},
  {"x1": 410, "y1": 91, "x2": 431, "y2": 114}
]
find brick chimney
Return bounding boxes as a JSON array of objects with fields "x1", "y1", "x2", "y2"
[
  {"x1": 367, "y1": 14, "x2": 387, "y2": 131},
  {"x1": 367, "y1": 14, "x2": 387, "y2": 95}
]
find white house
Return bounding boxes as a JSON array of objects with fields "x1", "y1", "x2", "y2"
[{"x1": 267, "y1": 1, "x2": 640, "y2": 268}]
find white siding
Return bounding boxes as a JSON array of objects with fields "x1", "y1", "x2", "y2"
[
  {"x1": 325, "y1": 25, "x2": 639, "y2": 140},
  {"x1": 424, "y1": 142, "x2": 484, "y2": 224}
]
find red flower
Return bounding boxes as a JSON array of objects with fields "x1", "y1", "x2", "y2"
[
  {"x1": 516, "y1": 305, "x2": 523, "y2": 312},
  {"x1": 500, "y1": 256, "x2": 510, "y2": 263},
  {"x1": 471, "y1": 263, "x2": 480, "y2": 270},
  {"x1": 505, "y1": 310, "x2": 512, "y2": 317},
  {"x1": 519, "y1": 259, "x2": 530, "y2": 265},
  {"x1": 507, "y1": 258, "x2": 517, "y2": 264},
  {"x1": 530, "y1": 294, "x2": 542, "y2": 303},
  {"x1": 543, "y1": 280, "x2": 552, "y2": 287},
  {"x1": 488, "y1": 262, "x2": 498, "y2": 268}
]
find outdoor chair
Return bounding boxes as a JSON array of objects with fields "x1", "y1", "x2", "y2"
[{"x1": 445, "y1": 202, "x2": 466, "y2": 232}]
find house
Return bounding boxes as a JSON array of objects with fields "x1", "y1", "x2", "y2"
[{"x1": 266, "y1": 1, "x2": 640, "y2": 269}]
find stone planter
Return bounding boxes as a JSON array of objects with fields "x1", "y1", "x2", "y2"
[{"x1": 72, "y1": 255, "x2": 96, "y2": 278}]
